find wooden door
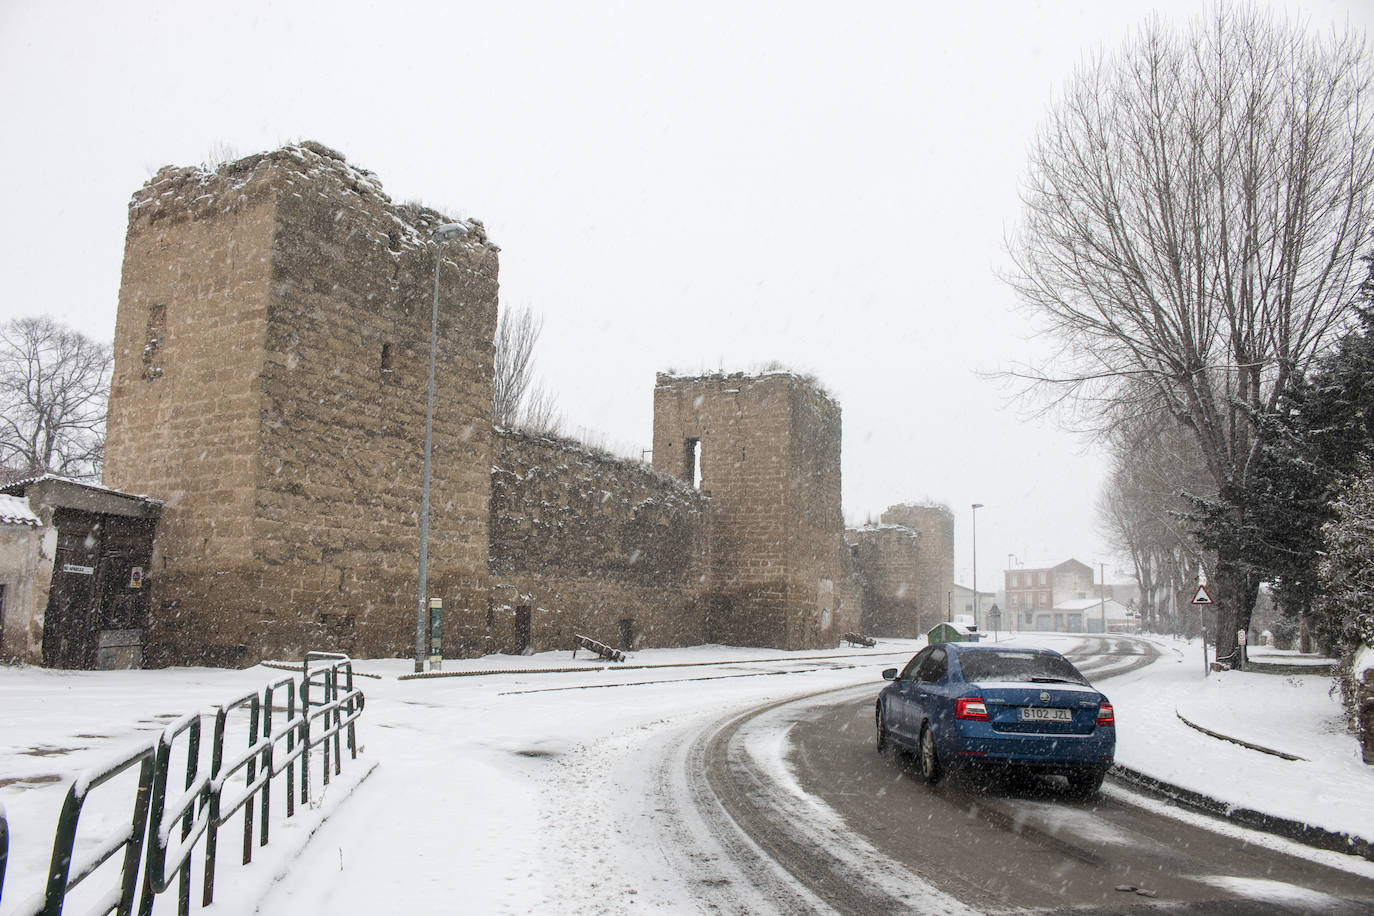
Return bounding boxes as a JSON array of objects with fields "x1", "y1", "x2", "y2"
[{"x1": 43, "y1": 529, "x2": 101, "y2": 668}]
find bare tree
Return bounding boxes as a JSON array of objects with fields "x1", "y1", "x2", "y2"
[
  {"x1": 493, "y1": 303, "x2": 561, "y2": 435},
  {"x1": 0, "y1": 317, "x2": 112, "y2": 480},
  {"x1": 1008, "y1": 6, "x2": 1374, "y2": 663},
  {"x1": 1098, "y1": 414, "x2": 1212, "y2": 634}
]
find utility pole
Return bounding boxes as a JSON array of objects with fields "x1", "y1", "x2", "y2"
[
  {"x1": 971, "y1": 503, "x2": 984, "y2": 631},
  {"x1": 1099, "y1": 562, "x2": 1106, "y2": 635}
]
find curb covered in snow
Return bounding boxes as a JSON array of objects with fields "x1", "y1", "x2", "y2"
[
  {"x1": 395, "y1": 649, "x2": 912, "y2": 680},
  {"x1": 1110, "y1": 764, "x2": 1374, "y2": 862},
  {"x1": 1173, "y1": 709, "x2": 1307, "y2": 761}
]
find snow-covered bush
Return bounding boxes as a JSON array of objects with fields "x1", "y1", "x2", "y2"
[{"x1": 1316, "y1": 457, "x2": 1374, "y2": 720}]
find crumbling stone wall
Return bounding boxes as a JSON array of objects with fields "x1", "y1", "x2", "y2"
[
  {"x1": 0, "y1": 518, "x2": 47, "y2": 663},
  {"x1": 489, "y1": 430, "x2": 708, "y2": 654},
  {"x1": 875, "y1": 504, "x2": 954, "y2": 635},
  {"x1": 651, "y1": 372, "x2": 849, "y2": 650},
  {"x1": 104, "y1": 142, "x2": 498, "y2": 665},
  {"x1": 847, "y1": 524, "x2": 924, "y2": 637}
]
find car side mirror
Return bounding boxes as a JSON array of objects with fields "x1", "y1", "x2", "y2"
[{"x1": 882, "y1": 668, "x2": 898, "y2": 680}]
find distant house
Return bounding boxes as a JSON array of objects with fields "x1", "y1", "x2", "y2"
[
  {"x1": 1044, "y1": 597, "x2": 1134, "y2": 634},
  {"x1": 1005, "y1": 559, "x2": 1099, "y2": 628},
  {"x1": 950, "y1": 583, "x2": 995, "y2": 626}
]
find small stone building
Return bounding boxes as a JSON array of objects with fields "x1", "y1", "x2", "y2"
[
  {"x1": 0, "y1": 477, "x2": 159, "y2": 668},
  {"x1": 0, "y1": 493, "x2": 44, "y2": 662}
]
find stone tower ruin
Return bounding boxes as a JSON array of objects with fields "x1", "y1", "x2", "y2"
[
  {"x1": 876, "y1": 503, "x2": 954, "y2": 634},
  {"x1": 651, "y1": 372, "x2": 855, "y2": 649},
  {"x1": 103, "y1": 142, "x2": 499, "y2": 665},
  {"x1": 848, "y1": 524, "x2": 923, "y2": 637}
]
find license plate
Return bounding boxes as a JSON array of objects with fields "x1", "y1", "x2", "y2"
[{"x1": 1018, "y1": 707, "x2": 1072, "y2": 722}]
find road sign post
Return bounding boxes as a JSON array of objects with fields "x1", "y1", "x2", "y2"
[
  {"x1": 428, "y1": 597, "x2": 443, "y2": 671},
  {"x1": 1193, "y1": 584, "x2": 1215, "y2": 675}
]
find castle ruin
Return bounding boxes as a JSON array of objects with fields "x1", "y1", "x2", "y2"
[
  {"x1": 95, "y1": 142, "x2": 942, "y2": 667},
  {"x1": 847, "y1": 504, "x2": 955, "y2": 638}
]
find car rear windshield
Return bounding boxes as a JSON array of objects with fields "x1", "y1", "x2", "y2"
[{"x1": 958, "y1": 651, "x2": 1089, "y2": 685}]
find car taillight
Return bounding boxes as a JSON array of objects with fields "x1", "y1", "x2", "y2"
[
  {"x1": 1097, "y1": 702, "x2": 1115, "y2": 727},
  {"x1": 955, "y1": 697, "x2": 989, "y2": 720}
]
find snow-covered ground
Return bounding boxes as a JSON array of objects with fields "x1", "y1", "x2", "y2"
[
  {"x1": 1, "y1": 633, "x2": 1370, "y2": 915},
  {"x1": 1104, "y1": 635, "x2": 1372, "y2": 841}
]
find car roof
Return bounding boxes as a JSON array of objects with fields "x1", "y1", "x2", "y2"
[{"x1": 945, "y1": 644, "x2": 1061, "y2": 657}]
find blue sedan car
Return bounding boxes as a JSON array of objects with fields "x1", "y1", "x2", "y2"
[{"x1": 876, "y1": 643, "x2": 1115, "y2": 796}]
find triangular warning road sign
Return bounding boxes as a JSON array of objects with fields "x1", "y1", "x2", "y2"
[{"x1": 1191, "y1": 584, "x2": 1214, "y2": 605}]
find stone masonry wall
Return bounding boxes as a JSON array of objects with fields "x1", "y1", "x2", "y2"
[
  {"x1": 489, "y1": 429, "x2": 708, "y2": 654},
  {"x1": 784, "y1": 381, "x2": 851, "y2": 647},
  {"x1": 104, "y1": 143, "x2": 498, "y2": 664},
  {"x1": 652, "y1": 372, "x2": 847, "y2": 650},
  {"x1": 0, "y1": 522, "x2": 47, "y2": 663},
  {"x1": 878, "y1": 503, "x2": 954, "y2": 635},
  {"x1": 848, "y1": 525, "x2": 924, "y2": 637}
]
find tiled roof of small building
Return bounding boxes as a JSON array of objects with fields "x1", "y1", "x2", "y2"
[{"x1": 0, "y1": 493, "x2": 40, "y2": 527}]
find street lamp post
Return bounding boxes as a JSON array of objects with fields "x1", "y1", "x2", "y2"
[
  {"x1": 1099, "y1": 561, "x2": 1106, "y2": 636},
  {"x1": 971, "y1": 503, "x2": 984, "y2": 631},
  {"x1": 416, "y1": 222, "x2": 469, "y2": 673}
]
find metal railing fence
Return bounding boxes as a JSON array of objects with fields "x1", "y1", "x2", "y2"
[
  {"x1": 140, "y1": 713, "x2": 208, "y2": 916},
  {"x1": 31, "y1": 742, "x2": 156, "y2": 916},
  {"x1": 3, "y1": 654, "x2": 365, "y2": 916},
  {"x1": 1, "y1": 801, "x2": 9, "y2": 904}
]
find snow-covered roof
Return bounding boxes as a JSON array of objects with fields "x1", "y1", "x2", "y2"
[
  {"x1": 1, "y1": 473, "x2": 161, "y2": 506},
  {"x1": 4, "y1": 472, "x2": 103, "y2": 492},
  {"x1": 0, "y1": 494, "x2": 40, "y2": 527}
]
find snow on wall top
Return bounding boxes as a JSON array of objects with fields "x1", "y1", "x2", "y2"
[
  {"x1": 129, "y1": 140, "x2": 496, "y2": 255},
  {"x1": 494, "y1": 427, "x2": 702, "y2": 500},
  {"x1": 654, "y1": 368, "x2": 838, "y2": 409},
  {"x1": 0, "y1": 494, "x2": 39, "y2": 527},
  {"x1": 846, "y1": 522, "x2": 920, "y2": 540}
]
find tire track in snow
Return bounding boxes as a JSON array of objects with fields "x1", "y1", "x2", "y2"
[{"x1": 687, "y1": 687, "x2": 977, "y2": 915}]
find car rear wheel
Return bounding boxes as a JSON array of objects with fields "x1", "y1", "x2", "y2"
[
  {"x1": 875, "y1": 703, "x2": 889, "y2": 753},
  {"x1": 918, "y1": 723, "x2": 943, "y2": 785},
  {"x1": 1068, "y1": 767, "x2": 1106, "y2": 799}
]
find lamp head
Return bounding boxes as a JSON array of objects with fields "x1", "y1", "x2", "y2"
[
  {"x1": 433, "y1": 223, "x2": 469, "y2": 243},
  {"x1": 972, "y1": 503, "x2": 984, "y2": 510}
]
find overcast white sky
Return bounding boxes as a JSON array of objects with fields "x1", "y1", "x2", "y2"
[{"x1": 2, "y1": 0, "x2": 1370, "y2": 592}]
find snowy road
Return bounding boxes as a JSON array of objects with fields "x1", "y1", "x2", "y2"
[
  {"x1": 6, "y1": 637, "x2": 1374, "y2": 915},
  {"x1": 255, "y1": 636, "x2": 1374, "y2": 914},
  {"x1": 657, "y1": 637, "x2": 1374, "y2": 914}
]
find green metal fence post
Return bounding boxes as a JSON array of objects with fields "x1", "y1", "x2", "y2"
[
  {"x1": 0, "y1": 801, "x2": 9, "y2": 906},
  {"x1": 40, "y1": 743, "x2": 155, "y2": 916},
  {"x1": 242, "y1": 699, "x2": 260, "y2": 867}
]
